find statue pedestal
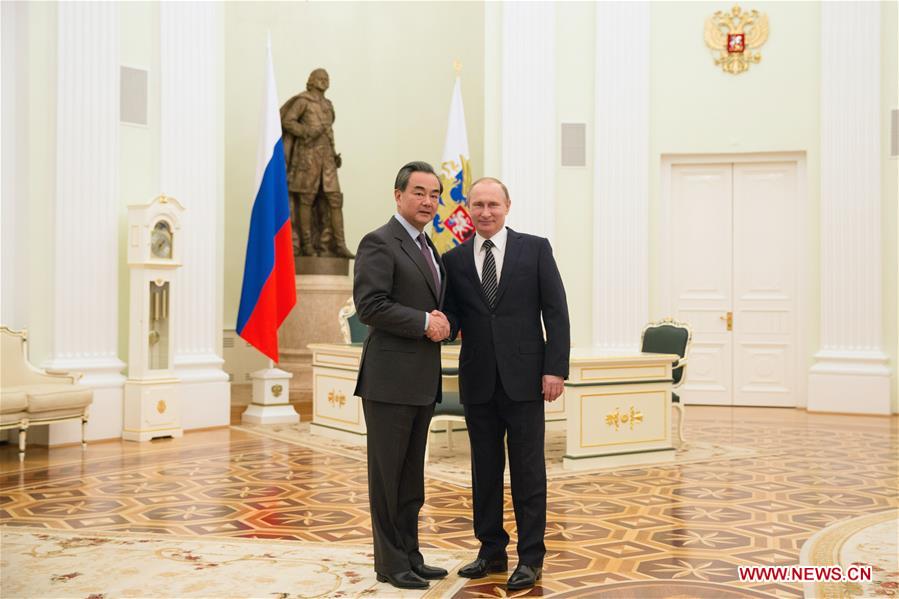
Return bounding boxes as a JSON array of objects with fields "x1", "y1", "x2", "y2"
[
  {"x1": 296, "y1": 256, "x2": 349, "y2": 276},
  {"x1": 279, "y1": 274, "x2": 353, "y2": 395}
]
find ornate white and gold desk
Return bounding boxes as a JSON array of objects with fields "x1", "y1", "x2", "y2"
[{"x1": 307, "y1": 343, "x2": 677, "y2": 469}]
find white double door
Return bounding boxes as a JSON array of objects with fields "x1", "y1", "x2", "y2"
[{"x1": 669, "y1": 160, "x2": 800, "y2": 407}]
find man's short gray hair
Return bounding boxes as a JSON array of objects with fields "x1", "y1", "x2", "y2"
[{"x1": 394, "y1": 161, "x2": 443, "y2": 194}]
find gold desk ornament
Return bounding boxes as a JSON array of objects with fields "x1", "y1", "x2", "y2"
[
  {"x1": 704, "y1": 5, "x2": 769, "y2": 75},
  {"x1": 605, "y1": 406, "x2": 645, "y2": 431},
  {"x1": 156, "y1": 400, "x2": 167, "y2": 414},
  {"x1": 327, "y1": 389, "x2": 346, "y2": 408}
]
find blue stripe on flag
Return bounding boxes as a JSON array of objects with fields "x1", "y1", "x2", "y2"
[{"x1": 236, "y1": 138, "x2": 290, "y2": 334}]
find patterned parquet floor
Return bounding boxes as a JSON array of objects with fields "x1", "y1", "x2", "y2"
[{"x1": 1, "y1": 405, "x2": 896, "y2": 598}]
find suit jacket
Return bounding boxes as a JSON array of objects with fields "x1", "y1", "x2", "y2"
[
  {"x1": 353, "y1": 217, "x2": 446, "y2": 405},
  {"x1": 443, "y1": 228, "x2": 570, "y2": 404}
]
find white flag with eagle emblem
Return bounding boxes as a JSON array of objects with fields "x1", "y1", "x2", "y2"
[{"x1": 431, "y1": 74, "x2": 474, "y2": 254}]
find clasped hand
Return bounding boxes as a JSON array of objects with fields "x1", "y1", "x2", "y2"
[{"x1": 426, "y1": 310, "x2": 450, "y2": 342}]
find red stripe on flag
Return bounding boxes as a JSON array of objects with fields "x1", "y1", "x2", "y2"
[{"x1": 238, "y1": 222, "x2": 297, "y2": 361}]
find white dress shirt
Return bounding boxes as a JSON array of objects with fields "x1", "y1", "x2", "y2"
[
  {"x1": 394, "y1": 214, "x2": 442, "y2": 285},
  {"x1": 474, "y1": 227, "x2": 508, "y2": 284},
  {"x1": 394, "y1": 214, "x2": 441, "y2": 331}
]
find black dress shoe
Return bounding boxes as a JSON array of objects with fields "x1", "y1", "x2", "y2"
[
  {"x1": 507, "y1": 564, "x2": 542, "y2": 590},
  {"x1": 412, "y1": 563, "x2": 448, "y2": 580},
  {"x1": 375, "y1": 570, "x2": 429, "y2": 589},
  {"x1": 458, "y1": 556, "x2": 509, "y2": 579}
]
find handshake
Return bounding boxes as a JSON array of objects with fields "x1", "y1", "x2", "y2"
[{"x1": 425, "y1": 310, "x2": 451, "y2": 342}]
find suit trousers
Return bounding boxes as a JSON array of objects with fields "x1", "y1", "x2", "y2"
[
  {"x1": 362, "y1": 398, "x2": 435, "y2": 574},
  {"x1": 463, "y1": 376, "x2": 547, "y2": 567}
]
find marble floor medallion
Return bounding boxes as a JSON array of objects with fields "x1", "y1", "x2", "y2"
[{"x1": 800, "y1": 509, "x2": 899, "y2": 599}]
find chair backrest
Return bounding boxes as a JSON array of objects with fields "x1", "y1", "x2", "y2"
[
  {"x1": 338, "y1": 297, "x2": 369, "y2": 344},
  {"x1": 1, "y1": 326, "x2": 30, "y2": 386},
  {"x1": 640, "y1": 319, "x2": 692, "y2": 386}
]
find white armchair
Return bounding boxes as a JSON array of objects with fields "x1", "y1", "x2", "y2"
[{"x1": 1, "y1": 326, "x2": 93, "y2": 461}]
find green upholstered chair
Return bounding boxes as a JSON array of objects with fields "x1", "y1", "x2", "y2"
[
  {"x1": 640, "y1": 318, "x2": 692, "y2": 445},
  {"x1": 337, "y1": 297, "x2": 369, "y2": 344},
  {"x1": 427, "y1": 364, "x2": 466, "y2": 461}
]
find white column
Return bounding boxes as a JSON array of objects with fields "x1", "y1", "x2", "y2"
[
  {"x1": 42, "y1": 2, "x2": 125, "y2": 442},
  {"x1": 483, "y1": 1, "x2": 502, "y2": 177},
  {"x1": 1, "y1": 1, "x2": 28, "y2": 330},
  {"x1": 592, "y1": 1, "x2": 650, "y2": 350},
  {"x1": 500, "y1": 1, "x2": 556, "y2": 242},
  {"x1": 809, "y1": 2, "x2": 890, "y2": 414},
  {"x1": 160, "y1": 1, "x2": 230, "y2": 430}
]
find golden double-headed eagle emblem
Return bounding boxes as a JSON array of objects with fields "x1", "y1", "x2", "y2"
[{"x1": 704, "y1": 5, "x2": 769, "y2": 75}]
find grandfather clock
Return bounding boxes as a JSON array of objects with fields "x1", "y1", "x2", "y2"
[{"x1": 123, "y1": 195, "x2": 185, "y2": 441}]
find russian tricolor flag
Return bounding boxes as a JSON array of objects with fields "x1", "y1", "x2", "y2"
[{"x1": 236, "y1": 38, "x2": 296, "y2": 361}]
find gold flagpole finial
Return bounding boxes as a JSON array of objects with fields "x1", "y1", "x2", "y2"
[{"x1": 453, "y1": 60, "x2": 462, "y2": 75}]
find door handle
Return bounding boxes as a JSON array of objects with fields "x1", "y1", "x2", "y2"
[{"x1": 719, "y1": 312, "x2": 733, "y2": 331}]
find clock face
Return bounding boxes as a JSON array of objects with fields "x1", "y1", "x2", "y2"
[{"x1": 151, "y1": 221, "x2": 173, "y2": 259}]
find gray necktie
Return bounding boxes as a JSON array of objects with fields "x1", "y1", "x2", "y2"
[
  {"x1": 482, "y1": 239, "x2": 498, "y2": 308},
  {"x1": 417, "y1": 233, "x2": 440, "y2": 290}
]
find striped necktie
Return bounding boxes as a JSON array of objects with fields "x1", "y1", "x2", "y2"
[{"x1": 481, "y1": 239, "x2": 498, "y2": 308}]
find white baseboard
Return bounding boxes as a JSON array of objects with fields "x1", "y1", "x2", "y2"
[
  {"x1": 181, "y1": 380, "x2": 230, "y2": 430},
  {"x1": 808, "y1": 351, "x2": 892, "y2": 414},
  {"x1": 808, "y1": 372, "x2": 891, "y2": 414},
  {"x1": 85, "y1": 385, "x2": 126, "y2": 440}
]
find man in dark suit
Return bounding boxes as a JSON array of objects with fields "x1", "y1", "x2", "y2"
[
  {"x1": 443, "y1": 177, "x2": 570, "y2": 591},
  {"x1": 353, "y1": 161, "x2": 452, "y2": 590}
]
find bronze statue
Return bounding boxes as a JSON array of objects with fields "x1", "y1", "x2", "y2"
[{"x1": 281, "y1": 68, "x2": 354, "y2": 258}]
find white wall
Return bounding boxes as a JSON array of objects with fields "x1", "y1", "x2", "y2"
[
  {"x1": 532, "y1": 1, "x2": 823, "y2": 350},
  {"x1": 484, "y1": 1, "x2": 896, "y2": 410},
  {"x1": 3, "y1": 1, "x2": 229, "y2": 443},
  {"x1": 223, "y1": 1, "x2": 486, "y2": 326},
  {"x1": 649, "y1": 1, "x2": 820, "y2": 407},
  {"x1": 1, "y1": 2, "x2": 29, "y2": 331},
  {"x1": 3, "y1": 1, "x2": 896, "y2": 415},
  {"x1": 554, "y1": 2, "x2": 595, "y2": 348},
  {"x1": 119, "y1": 1, "x2": 162, "y2": 361},
  {"x1": 649, "y1": 1, "x2": 821, "y2": 327},
  {"x1": 881, "y1": 0, "x2": 898, "y2": 413},
  {"x1": 21, "y1": 1, "x2": 57, "y2": 364}
]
